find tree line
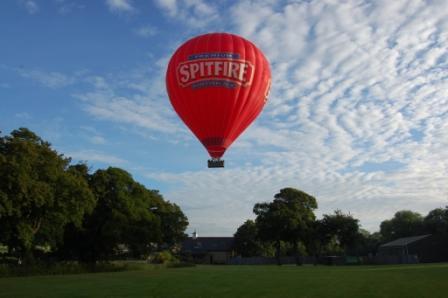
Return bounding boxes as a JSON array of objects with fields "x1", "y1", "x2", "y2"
[
  {"x1": 233, "y1": 188, "x2": 448, "y2": 262},
  {"x1": 0, "y1": 128, "x2": 188, "y2": 264},
  {"x1": 2, "y1": 128, "x2": 447, "y2": 265}
]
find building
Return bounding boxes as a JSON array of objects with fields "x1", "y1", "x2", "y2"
[
  {"x1": 377, "y1": 234, "x2": 448, "y2": 264},
  {"x1": 181, "y1": 232, "x2": 235, "y2": 264}
]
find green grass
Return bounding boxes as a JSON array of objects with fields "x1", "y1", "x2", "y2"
[{"x1": 1, "y1": 263, "x2": 447, "y2": 298}]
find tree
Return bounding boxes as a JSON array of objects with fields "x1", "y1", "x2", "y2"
[
  {"x1": 0, "y1": 128, "x2": 96, "y2": 262},
  {"x1": 60, "y1": 168, "x2": 161, "y2": 262},
  {"x1": 253, "y1": 187, "x2": 317, "y2": 264},
  {"x1": 380, "y1": 210, "x2": 423, "y2": 242},
  {"x1": 308, "y1": 219, "x2": 331, "y2": 259},
  {"x1": 234, "y1": 220, "x2": 268, "y2": 257},
  {"x1": 360, "y1": 230, "x2": 382, "y2": 256},
  {"x1": 60, "y1": 167, "x2": 188, "y2": 262},
  {"x1": 319, "y1": 210, "x2": 360, "y2": 255},
  {"x1": 147, "y1": 190, "x2": 188, "y2": 248},
  {"x1": 423, "y1": 207, "x2": 448, "y2": 235}
]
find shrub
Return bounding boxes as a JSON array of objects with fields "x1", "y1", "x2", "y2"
[{"x1": 150, "y1": 251, "x2": 178, "y2": 264}]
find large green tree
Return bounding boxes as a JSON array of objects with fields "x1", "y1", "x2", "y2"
[
  {"x1": 60, "y1": 167, "x2": 188, "y2": 262},
  {"x1": 61, "y1": 168, "x2": 158, "y2": 262},
  {"x1": 0, "y1": 128, "x2": 96, "y2": 262},
  {"x1": 423, "y1": 207, "x2": 448, "y2": 235},
  {"x1": 380, "y1": 210, "x2": 424, "y2": 242},
  {"x1": 253, "y1": 188, "x2": 317, "y2": 264},
  {"x1": 319, "y1": 210, "x2": 360, "y2": 255},
  {"x1": 234, "y1": 220, "x2": 271, "y2": 257}
]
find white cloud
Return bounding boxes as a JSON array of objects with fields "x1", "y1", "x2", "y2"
[
  {"x1": 15, "y1": 112, "x2": 31, "y2": 119},
  {"x1": 89, "y1": 135, "x2": 106, "y2": 145},
  {"x1": 105, "y1": 0, "x2": 135, "y2": 13},
  {"x1": 68, "y1": 149, "x2": 126, "y2": 165},
  {"x1": 17, "y1": 68, "x2": 76, "y2": 88},
  {"x1": 74, "y1": 72, "x2": 183, "y2": 135},
  {"x1": 55, "y1": 0, "x2": 85, "y2": 15},
  {"x1": 155, "y1": 0, "x2": 177, "y2": 16},
  {"x1": 133, "y1": 25, "x2": 158, "y2": 38},
  {"x1": 79, "y1": 126, "x2": 107, "y2": 145},
  {"x1": 154, "y1": 0, "x2": 218, "y2": 28},
  {"x1": 23, "y1": 0, "x2": 39, "y2": 14}
]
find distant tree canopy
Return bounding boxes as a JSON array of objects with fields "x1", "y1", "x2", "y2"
[
  {"x1": 234, "y1": 220, "x2": 270, "y2": 257},
  {"x1": 0, "y1": 128, "x2": 188, "y2": 263},
  {"x1": 380, "y1": 210, "x2": 424, "y2": 242},
  {"x1": 319, "y1": 210, "x2": 360, "y2": 253},
  {"x1": 253, "y1": 188, "x2": 318, "y2": 263},
  {"x1": 379, "y1": 206, "x2": 448, "y2": 241},
  {"x1": 236, "y1": 189, "x2": 447, "y2": 259},
  {"x1": 423, "y1": 207, "x2": 448, "y2": 235}
]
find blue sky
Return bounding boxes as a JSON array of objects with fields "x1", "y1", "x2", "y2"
[{"x1": 1, "y1": 0, "x2": 447, "y2": 236}]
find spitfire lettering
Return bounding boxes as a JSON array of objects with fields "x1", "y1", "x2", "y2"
[{"x1": 177, "y1": 58, "x2": 254, "y2": 88}]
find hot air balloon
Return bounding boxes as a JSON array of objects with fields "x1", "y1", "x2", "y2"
[{"x1": 166, "y1": 33, "x2": 271, "y2": 168}]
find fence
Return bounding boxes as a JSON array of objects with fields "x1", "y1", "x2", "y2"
[
  {"x1": 228, "y1": 255, "x2": 379, "y2": 265},
  {"x1": 228, "y1": 256, "x2": 319, "y2": 265}
]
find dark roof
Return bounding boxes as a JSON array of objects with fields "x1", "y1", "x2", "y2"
[
  {"x1": 380, "y1": 235, "x2": 431, "y2": 248},
  {"x1": 181, "y1": 237, "x2": 234, "y2": 253}
]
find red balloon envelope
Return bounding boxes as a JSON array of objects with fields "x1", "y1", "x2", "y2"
[{"x1": 166, "y1": 33, "x2": 271, "y2": 166}]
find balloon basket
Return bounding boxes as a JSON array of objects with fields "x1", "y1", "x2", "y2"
[{"x1": 208, "y1": 159, "x2": 224, "y2": 168}]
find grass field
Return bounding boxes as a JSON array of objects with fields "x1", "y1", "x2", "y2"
[{"x1": 1, "y1": 263, "x2": 447, "y2": 298}]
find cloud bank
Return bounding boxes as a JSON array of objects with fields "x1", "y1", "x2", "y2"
[
  {"x1": 146, "y1": 0, "x2": 448, "y2": 235},
  {"x1": 12, "y1": 0, "x2": 447, "y2": 235}
]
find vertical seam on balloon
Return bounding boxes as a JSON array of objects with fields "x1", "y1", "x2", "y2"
[
  {"x1": 216, "y1": 32, "x2": 231, "y2": 151},
  {"x1": 241, "y1": 52, "x2": 269, "y2": 138},
  {"x1": 225, "y1": 36, "x2": 252, "y2": 146},
  {"x1": 222, "y1": 33, "x2": 241, "y2": 148},
  {"x1": 169, "y1": 43, "x2": 188, "y2": 136},
  {"x1": 235, "y1": 41, "x2": 266, "y2": 143},
  {"x1": 202, "y1": 33, "x2": 213, "y2": 149},
  {"x1": 169, "y1": 38, "x2": 198, "y2": 144},
  {"x1": 238, "y1": 41, "x2": 261, "y2": 139},
  {"x1": 215, "y1": 33, "x2": 225, "y2": 147},
  {"x1": 227, "y1": 39, "x2": 257, "y2": 145},
  {"x1": 184, "y1": 36, "x2": 203, "y2": 144}
]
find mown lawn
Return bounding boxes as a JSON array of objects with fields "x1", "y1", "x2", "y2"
[{"x1": 1, "y1": 263, "x2": 447, "y2": 298}]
